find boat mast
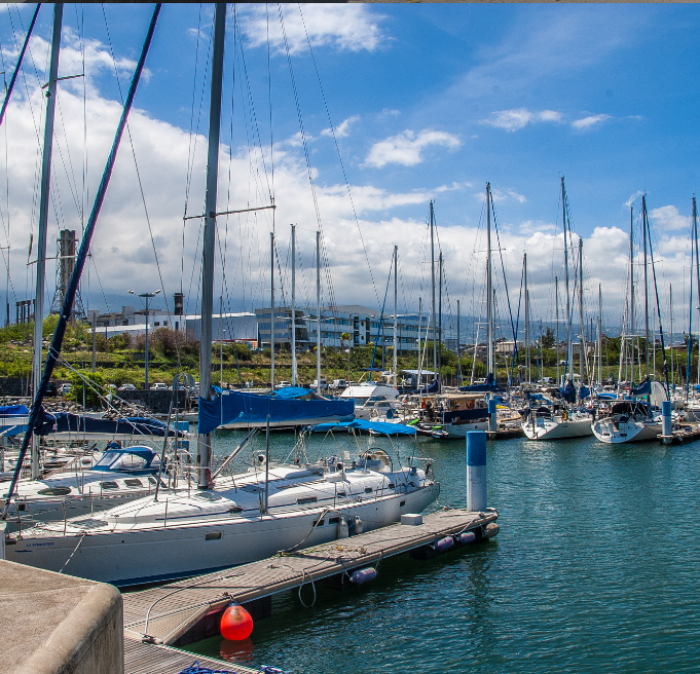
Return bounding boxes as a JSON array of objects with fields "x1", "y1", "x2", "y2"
[
  {"x1": 642, "y1": 195, "x2": 650, "y2": 379},
  {"x1": 561, "y1": 178, "x2": 573, "y2": 384},
  {"x1": 316, "y1": 230, "x2": 321, "y2": 391},
  {"x1": 393, "y1": 245, "x2": 398, "y2": 379},
  {"x1": 457, "y1": 299, "x2": 462, "y2": 385},
  {"x1": 579, "y1": 238, "x2": 586, "y2": 384},
  {"x1": 524, "y1": 253, "x2": 529, "y2": 383},
  {"x1": 598, "y1": 284, "x2": 603, "y2": 385},
  {"x1": 693, "y1": 196, "x2": 700, "y2": 387},
  {"x1": 417, "y1": 297, "x2": 422, "y2": 389},
  {"x1": 669, "y1": 283, "x2": 674, "y2": 386},
  {"x1": 555, "y1": 276, "x2": 560, "y2": 385},
  {"x1": 687, "y1": 199, "x2": 695, "y2": 399},
  {"x1": 438, "y1": 251, "x2": 443, "y2": 387},
  {"x1": 197, "y1": 2, "x2": 226, "y2": 490},
  {"x1": 31, "y1": 3, "x2": 63, "y2": 481},
  {"x1": 291, "y1": 224, "x2": 296, "y2": 387},
  {"x1": 430, "y1": 201, "x2": 437, "y2": 383},
  {"x1": 270, "y1": 232, "x2": 275, "y2": 390},
  {"x1": 629, "y1": 206, "x2": 635, "y2": 382},
  {"x1": 486, "y1": 183, "x2": 494, "y2": 377}
]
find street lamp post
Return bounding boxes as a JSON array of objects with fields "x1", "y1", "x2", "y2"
[{"x1": 128, "y1": 289, "x2": 161, "y2": 390}]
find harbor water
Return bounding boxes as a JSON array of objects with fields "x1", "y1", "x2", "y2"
[{"x1": 185, "y1": 430, "x2": 700, "y2": 673}]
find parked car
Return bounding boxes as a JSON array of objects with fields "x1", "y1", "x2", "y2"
[
  {"x1": 150, "y1": 382, "x2": 168, "y2": 391},
  {"x1": 45, "y1": 381, "x2": 57, "y2": 397},
  {"x1": 275, "y1": 381, "x2": 292, "y2": 390},
  {"x1": 329, "y1": 379, "x2": 348, "y2": 391},
  {"x1": 118, "y1": 383, "x2": 136, "y2": 391},
  {"x1": 311, "y1": 379, "x2": 328, "y2": 391},
  {"x1": 57, "y1": 383, "x2": 72, "y2": 395}
]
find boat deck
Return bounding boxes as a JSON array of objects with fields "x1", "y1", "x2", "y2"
[{"x1": 122, "y1": 507, "x2": 498, "y2": 656}]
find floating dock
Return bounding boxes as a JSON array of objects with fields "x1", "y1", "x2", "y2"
[
  {"x1": 660, "y1": 423, "x2": 700, "y2": 445},
  {"x1": 122, "y1": 507, "x2": 498, "y2": 671}
]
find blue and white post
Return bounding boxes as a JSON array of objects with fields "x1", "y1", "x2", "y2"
[
  {"x1": 467, "y1": 430, "x2": 487, "y2": 512},
  {"x1": 661, "y1": 399, "x2": 673, "y2": 444},
  {"x1": 488, "y1": 397, "x2": 497, "y2": 432}
]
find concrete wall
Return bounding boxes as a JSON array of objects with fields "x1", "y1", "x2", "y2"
[
  {"x1": 0, "y1": 558, "x2": 123, "y2": 674},
  {"x1": 116, "y1": 389, "x2": 191, "y2": 413}
]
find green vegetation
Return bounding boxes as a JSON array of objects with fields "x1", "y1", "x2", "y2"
[{"x1": 0, "y1": 320, "x2": 694, "y2": 390}]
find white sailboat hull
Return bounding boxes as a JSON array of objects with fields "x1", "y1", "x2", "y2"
[
  {"x1": 522, "y1": 416, "x2": 593, "y2": 440},
  {"x1": 6, "y1": 484, "x2": 439, "y2": 586},
  {"x1": 592, "y1": 419, "x2": 661, "y2": 444}
]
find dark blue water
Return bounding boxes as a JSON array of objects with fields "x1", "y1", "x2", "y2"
[{"x1": 185, "y1": 432, "x2": 700, "y2": 673}]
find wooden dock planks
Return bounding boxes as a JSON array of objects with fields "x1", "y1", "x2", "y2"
[
  {"x1": 122, "y1": 508, "x2": 498, "y2": 646},
  {"x1": 124, "y1": 636, "x2": 260, "y2": 674}
]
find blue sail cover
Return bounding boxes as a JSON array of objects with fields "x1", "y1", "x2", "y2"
[
  {"x1": 460, "y1": 373, "x2": 502, "y2": 392},
  {"x1": 560, "y1": 380, "x2": 577, "y2": 403},
  {"x1": 198, "y1": 390, "x2": 355, "y2": 434},
  {"x1": 275, "y1": 387, "x2": 314, "y2": 399},
  {"x1": 0, "y1": 404, "x2": 28, "y2": 416},
  {"x1": 631, "y1": 378, "x2": 651, "y2": 396},
  {"x1": 313, "y1": 419, "x2": 417, "y2": 436},
  {"x1": 34, "y1": 412, "x2": 180, "y2": 437}
]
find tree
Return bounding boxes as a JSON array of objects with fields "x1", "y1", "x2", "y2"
[{"x1": 541, "y1": 326, "x2": 555, "y2": 349}]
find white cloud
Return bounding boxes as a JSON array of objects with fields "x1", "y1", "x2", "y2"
[
  {"x1": 482, "y1": 108, "x2": 562, "y2": 132},
  {"x1": 571, "y1": 114, "x2": 611, "y2": 131},
  {"x1": 321, "y1": 115, "x2": 359, "y2": 139},
  {"x1": 365, "y1": 129, "x2": 460, "y2": 168},
  {"x1": 238, "y1": 4, "x2": 386, "y2": 55},
  {"x1": 649, "y1": 205, "x2": 690, "y2": 232},
  {"x1": 625, "y1": 190, "x2": 644, "y2": 209}
]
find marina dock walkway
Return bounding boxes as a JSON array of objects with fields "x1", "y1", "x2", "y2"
[{"x1": 122, "y1": 507, "x2": 498, "y2": 662}]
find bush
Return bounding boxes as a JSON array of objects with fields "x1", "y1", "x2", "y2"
[{"x1": 66, "y1": 370, "x2": 105, "y2": 407}]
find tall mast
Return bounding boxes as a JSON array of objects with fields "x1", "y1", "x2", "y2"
[
  {"x1": 693, "y1": 197, "x2": 700, "y2": 387},
  {"x1": 457, "y1": 299, "x2": 462, "y2": 385},
  {"x1": 598, "y1": 284, "x2": 603, "y2": 385},
  {"x1": 579, "y1": 238, "x2": 586, "y2": 383},
  {"x1": 438, "y1": 251, "x2": 443, "y2": 387},
  {"x1": 31, "y1": 4, "x2": 63, "y2": 480},
  {"x1": 524, "y1": 253, "x2": 529, "y2": 383},
  {"x1": 270, "y1": 232, "x2": 275, "y2": 390},
  {"x1": 561, "y1": 177, "x2": 573, "y2": 383},
  {"x1": 316, "y1": 230, "x2": 321, "y2": 391},
  {"x1": 393, "y1": 245, "x2": 398, "y2": 378},
  {"x1": 669, "y1": 284, "x2": 674, "y2": 386},
  {"x1": 197, "y1": 2, "x2": 226, "y2": 490},
  {"x1": 642, "y1": 195, "x2": 650, "y2": 378},
  {"x1": 486, "y1": 183, "x2": 494, "y2": 376},
  {"x1": 417, "y1": 297, "x2": 422, "y2": 388},
  {"x1": 555, "y1": 276, "x2": 560, "y2": 385},
  {"x1": 629, "y1": 206, "x2": 635, "y2": 375},
  {"x1": 430, "y1": 201, "x2": 437, "y2": 381},
  {"x1": 291, "y1": 224, "x2": 296, "y2": 386}
]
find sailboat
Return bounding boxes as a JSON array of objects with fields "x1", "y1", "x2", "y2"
[
  {"x1": 522, "y1": 178, "x2": 592, "y2": 440},
  {"x1": 4, "y1": 4, "x2": 439, "y2": 585},
  {"x1": 592, "y1": 196, "x2": 663, "y2": 444}
]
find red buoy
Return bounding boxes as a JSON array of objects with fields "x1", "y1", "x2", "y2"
[{"x1": 220, "y1": 603, "x2": 254, "y2": 641}]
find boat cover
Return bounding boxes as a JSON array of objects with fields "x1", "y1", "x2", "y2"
[
  {"x1": 198, "y1": 390, "x2": 355, "y2": 434},
  {"x1": 0, "y1": 404, "x2": 28, "y2": 416},
  {"x1": 275, "y1": 387, "x2": 314, "y2": 399},
  {"x1": 34, "y1": 412, "x2": 179, "y2": 437},
  {"x1": 460, "y1": 373, "x2": 502, "y2": 392},
  {"x1": 313, "y1": 419, "x2": 417, "y2": 436},
  {"x1": 631, "y1": 377, "x2": 651, "y2": 396},
  {"x1": 559, "y1": 380, "x2": 577, "y2": 403}
]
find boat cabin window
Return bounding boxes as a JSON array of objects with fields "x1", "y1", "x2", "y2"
[
  {"x1": 364, "y1": 486, "x2": 373, "y2": 494},
  {"x1": 336, "y1": 491, "x2": 346, "y2": 497},
  {"x1": 124, "y1": 479, "x2": 143, "y2": 488},
  {"x1": 329, "y1": 517, "x2": 340, "y2": 524},
  {"x1": 100, "y1": 481, "x2": 119, "y2": 490},
  {"x1": 193, "y1": 491, "x2": 224, "y2": 502},
  {"x1": 314, "y1": 519, "x2": 325, "y2": 527},
  {"x1": 37, "y1": 486, "x2": 72, "y2": 496},
  {"x1": 205, "y1": 531, "x2": 222, "y2": 540},
  {"x1": 113, "y1": 453, "x2": 149, "y2": 470},
  {"x1": 297, "y1": 496, "x2": 318, "y2": 505},
  {"x1": 92, "y1": 451, "x2": 121, "y2": 468}
]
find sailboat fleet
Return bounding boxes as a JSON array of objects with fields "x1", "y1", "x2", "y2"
[{"x1": 2, "y1": 3, "x2": 700, "y2": 591}]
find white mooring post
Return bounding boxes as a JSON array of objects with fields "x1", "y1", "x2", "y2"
[{"x1": 467, "y1": 430, "x2": 487, "y2": 512}]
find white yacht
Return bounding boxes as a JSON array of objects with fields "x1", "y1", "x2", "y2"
[
  {"x1": 591, "y1": 401, "x2": 661, "y2": 444},
  {"x1": 6, "y1": 450, "x2": 439, "y2": 586},
  {"x1": 0, "y1": 446, "x2": 178, "y2": 531},
  {"x1": 521, "y1": 406, "x2": 593, "y2": 441},
  {"x1": 341, "y1": 383, "x2": 399, "y2": 420}
]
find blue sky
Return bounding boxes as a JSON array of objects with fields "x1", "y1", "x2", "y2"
[{"x1": 0, "y1": 3, "x2": 698, "y2": 339}]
